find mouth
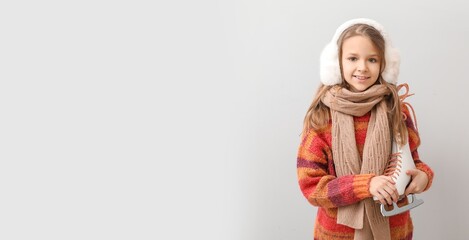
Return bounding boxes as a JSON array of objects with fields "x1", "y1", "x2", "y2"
[{"x1": 353, "y1": 75, "x2": 370, "y2": 80}]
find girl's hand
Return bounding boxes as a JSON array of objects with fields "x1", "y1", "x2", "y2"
[
  {"x1": 404, "y1": 169, "x2": 429, "y2": 196},
  {"x1": 370, "y1": 175, "x2": 399, "y2": 205}
]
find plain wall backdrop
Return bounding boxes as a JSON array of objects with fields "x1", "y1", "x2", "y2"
[{"x1": 1, "y1": 0, "x2": 468, "y2": 239}]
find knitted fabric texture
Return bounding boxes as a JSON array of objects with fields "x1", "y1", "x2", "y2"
[
  {"x1": 297, "y1": 107, "x2": 434, "y2": 240},
  {"x1": 322, "y1": 84, "x2": 392, "y2": 239}
]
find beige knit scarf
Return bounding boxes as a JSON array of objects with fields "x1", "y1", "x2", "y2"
[{"x1": 322, "y1": 84, "x2": 392, "y2": 240}]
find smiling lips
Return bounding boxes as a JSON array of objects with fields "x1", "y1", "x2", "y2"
[{"x1": 353, "y1": 75, "x2": 370, "y2": 80}]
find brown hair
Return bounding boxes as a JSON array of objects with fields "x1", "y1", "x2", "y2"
[{"x1": 302, "y1": 24, "x2": 408, "y2": 145}]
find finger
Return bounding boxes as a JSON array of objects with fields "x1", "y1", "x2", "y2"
[
  {"x1": 379, "y1": 189, "x2": 393, "y2": 205},
  {"x1": 385, "y1": 181, "x2": 398, "y2": 190},
  {"x1": 385, "y1": 194, "x2": 393, "y2": 205},
  {"x1": 384, "y1": 176, "x2": 396, "y2": 185},
  {"x1": 388, "y1": 186, "x2": 399, "y2": 202},
  {"x1": 378, "y1": 194, "x2": 388, "y2": 205},
  {"x1": 383, "y1": 186, "x2": 395, "y2": 205},
  {"x1": 404, "y1": 188, "x2": 411, "y2": 196},
  {"x1": 405, "y1": 184, "x2": 416, "y2": 196},
  {"x1": 375, "y1": 195, "x2": 386, "y2": 205},
  {"x1": 406, "y1": 169, "x2": 418, "y2": 177},
  {"x1": 389, "y1": 188, "x2": 399, "y2": 203},
  {"x1": 385, "y1": 182, "x2": 399, "y2": 200},
  {"x1": 412, "y1": 185, "x2": 422, "y2": 194},
  {"x1": 393, "y1": 190, "x2": 400, "y2": 202}
]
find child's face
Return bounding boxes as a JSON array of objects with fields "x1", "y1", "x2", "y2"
[{"x1": 341, "y1": 35, "x2": 381, "y2": 92}]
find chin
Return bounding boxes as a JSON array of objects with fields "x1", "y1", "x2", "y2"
[{"x1": 349, "y1": 84, "x2": 373, "y2": 92}]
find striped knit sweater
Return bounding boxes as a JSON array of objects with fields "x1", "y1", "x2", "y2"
[{"x1": 297, "y1": 108, "x2": 434, "y2": 240}]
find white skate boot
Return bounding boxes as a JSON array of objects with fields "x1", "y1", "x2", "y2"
[{"x1": 374, "y1": 140, "x2": 424, "y2": 217}]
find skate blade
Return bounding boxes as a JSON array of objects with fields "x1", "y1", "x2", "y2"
[{"x1": 380, "y1": 194, "x2": 424, "y2": 217}]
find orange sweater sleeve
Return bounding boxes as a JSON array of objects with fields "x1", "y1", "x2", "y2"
[{"x1": 297, "y1": 128, "x2": 374, "y2": 209}]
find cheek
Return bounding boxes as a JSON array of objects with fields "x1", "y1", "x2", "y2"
[
  {"x1": 341, "y1": 61, "x2": 352, "y2": 73},
  {"x1": 372, "y1": 65, "x2": 381, "y2": 74}
]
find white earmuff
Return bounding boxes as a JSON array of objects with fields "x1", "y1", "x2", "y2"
[{"x1": 319, "y1": 18, "x2": 400, "y2": 86}]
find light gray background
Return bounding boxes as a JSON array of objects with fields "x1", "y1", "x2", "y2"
[{"x1": 1, "y1": 0, "x2": 467, "y2": 239}]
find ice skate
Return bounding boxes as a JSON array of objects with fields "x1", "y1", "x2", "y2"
[{"x1": 375, "y1": 140, "x2": 424, "y2": 217}]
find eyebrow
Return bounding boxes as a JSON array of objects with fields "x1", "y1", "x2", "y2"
[{"x1": 345, "y1": 53, "x2": 380, "y2": 57}]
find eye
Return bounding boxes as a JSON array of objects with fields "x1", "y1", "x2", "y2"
[
  {"x1": 369, "y1": 58, "x2": 378, "y2": 63},
  {"x1": 347, "y1": 57, "x2": 357, "y2": 61}
]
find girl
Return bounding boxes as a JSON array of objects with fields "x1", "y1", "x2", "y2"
[{"x1": 297, "y1": 18, "x2": 434, "y2": 240}]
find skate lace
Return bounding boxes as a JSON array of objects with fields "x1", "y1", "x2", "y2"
[
  {"x1": 384, "y1": 84, "x2": 417, "y2": 179},
  {"x1": 397, "y1": 83, "x2": 419, "y2": 132},
  {"x1": 384, "y1": 152, "x2": 402, "y2": 181}
]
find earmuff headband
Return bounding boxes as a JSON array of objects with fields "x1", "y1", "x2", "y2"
[{"x1": 319, "y1": 18, "x2": 400, "y2": 85}]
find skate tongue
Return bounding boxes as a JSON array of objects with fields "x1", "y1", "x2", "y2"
[{"x1": 379, "y1": 194, "x2": 424, "y2": 217}]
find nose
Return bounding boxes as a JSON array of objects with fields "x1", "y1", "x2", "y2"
[{"x1": 357, "y1": 61, "x2": 368, "y2": 72}]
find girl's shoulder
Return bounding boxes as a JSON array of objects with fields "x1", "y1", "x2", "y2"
[{"x1": 300, "y1": 124, "x2": 332, "y2": 148}]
